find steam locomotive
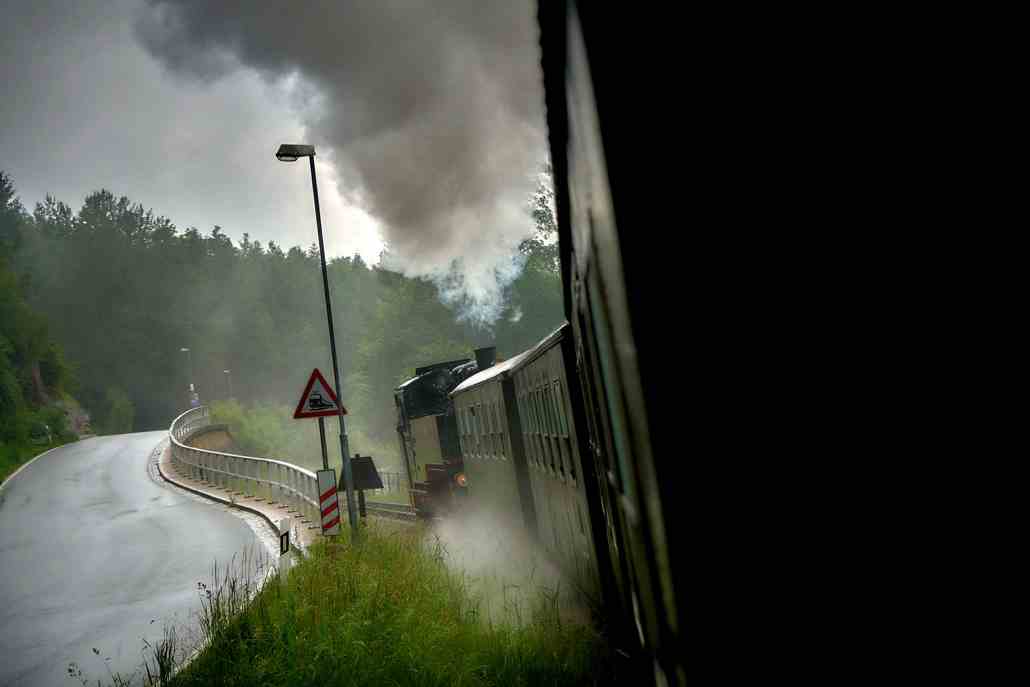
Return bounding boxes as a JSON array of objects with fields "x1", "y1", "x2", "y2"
[
  {"x1": 393, "y1": 349, "x2": 489, "y2": 516},
  {"x1": 394, "y1": 3, "x2": 682, "y2": 684}
]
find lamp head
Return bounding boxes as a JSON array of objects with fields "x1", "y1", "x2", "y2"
[{"x1": 276, "y1": 144, "x2": 315, "y2": 162}]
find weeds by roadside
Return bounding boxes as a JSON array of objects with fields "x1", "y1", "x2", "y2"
[{"x1": 73, "y1": 521, "x2": 611, "y2": 686}]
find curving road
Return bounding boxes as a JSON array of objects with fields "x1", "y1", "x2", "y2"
[{"x1": 0, "y1": 432, "x2": 263, "y2": 686}]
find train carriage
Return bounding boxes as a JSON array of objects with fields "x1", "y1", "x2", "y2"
[
  {"x1": 451, "y1": 324, "x2": 601, "y2": 600},
  {"x1": 450, "y1": 348, "x2": 537, "y2": 538}
]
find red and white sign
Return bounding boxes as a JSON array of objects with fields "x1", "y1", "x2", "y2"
[
  {"x1": 293, "y1": 368, "x2": 348, "y2": 419},
  {"x1": 317, "y1": 469, "x2": 342, "y2": 536}
]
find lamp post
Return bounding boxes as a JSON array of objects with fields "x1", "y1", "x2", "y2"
[
  {"x1": 276, "y1": 143, "x2": 358, "y2": 537},
  {"x1": 223, "y1": 369, "x2": 233, "y2": 400},
  {"x1": 180, "y1": 347, "x2": 194, "y2": 404}
]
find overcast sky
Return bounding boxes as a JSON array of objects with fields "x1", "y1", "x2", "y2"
[{"x1": 1, "y1": 0, "x2": 546, "y2": 298}]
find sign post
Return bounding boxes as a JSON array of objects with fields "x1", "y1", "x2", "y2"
[
  {"x1": 279, "y1": 518, "x2": 291, "y2": 556},
  {"x1": 316, "y1": 469, "x2": 342, "y2": 536},
  {"x1": 278, "y1": 517, "x2": 293, "y2": 582},
  {"x1": 294, "y1": 368, "x2": 349, "y2": 535},
  {"x1": 349, "y1": 454, "x2": 383, "y2": 520}
]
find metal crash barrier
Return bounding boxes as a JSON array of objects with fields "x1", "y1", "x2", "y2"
[{"x1": 169, "y1": 406, "x2": 320, "y2": 526}]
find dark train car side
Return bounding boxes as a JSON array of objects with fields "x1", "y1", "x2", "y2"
[{"x1": 539, "y1": 2, "x2": 683, "y2": 684}]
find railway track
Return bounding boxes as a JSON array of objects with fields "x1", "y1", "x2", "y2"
[{"x1": 364, "y1": 499, "x2": 417, "y2": 521}]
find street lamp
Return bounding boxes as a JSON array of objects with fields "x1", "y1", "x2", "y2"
[
  {"x1": 276, "y1": 142, "x2": 358, "y2": 537},
  {"x1": 180, "y1": 346, "x2": 194, "y2": 392},
  {"x1": 223, "y1": 369, "x2": 233, "y2": 400}
]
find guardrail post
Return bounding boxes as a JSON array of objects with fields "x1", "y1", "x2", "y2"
[{"x1": 307, "y1": 477, "x2": 317, "y2": 525}]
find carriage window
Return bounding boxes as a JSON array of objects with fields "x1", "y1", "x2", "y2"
[
  {"x1": 554, "y1": 380, "x2": 568, "y2": 436},
  {"x1": 492, "y1": 402, "x2": 502, "y2": 459},
  {"x1": 541, "y1": 388, "x2": 557, "y2": 473},
  {"x1": 490, "y1": 399, "x2": 498, "y2": 459},
  {"x1": 474, "y1": 404, "x2": 482, "y2": 457},
  {"x1": 588, "y1": 277, "x2": 634, "y2": 499},
  {"x1": 544, "y1": 385, "x2": 556, "y2": 436},
  {"x1": 550, "y1": 384, "x2": 567, "y2": 476},
  {"x1": 487, "y1": 402, "x2": 495, "y2": 457},
  {"x1": 535, "y1": 389, "x2": 543, "y2": 465}
]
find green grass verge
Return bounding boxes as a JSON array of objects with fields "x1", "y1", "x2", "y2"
[
  {"x1": 0, "y1": 435, "x2": 77, "y2": 484},
  {"x1": 168, "y1": 522, "x2": 610, "y2": 687}
]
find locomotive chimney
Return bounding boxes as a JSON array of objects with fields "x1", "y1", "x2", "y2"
[{"x1": 474, "y1": 346, "x2": 496, "y2": 370}]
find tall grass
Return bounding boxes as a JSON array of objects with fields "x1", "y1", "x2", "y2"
[{"x1": 168, "y1": 521, "x2": 610, "y2": 686}]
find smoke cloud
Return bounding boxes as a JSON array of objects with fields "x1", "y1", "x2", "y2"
[{"x1": 134, "y1": 1, "x2": 546, "y2": 325}]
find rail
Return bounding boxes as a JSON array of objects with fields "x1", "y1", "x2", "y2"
[
  {"x1": 364, "y1": 500, "x2": 416, "y2": 521},
  {"x1": 169, "y1": 406, "x2": 321, "y2": 526}
]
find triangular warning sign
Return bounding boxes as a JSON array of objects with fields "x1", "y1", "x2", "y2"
[{"x1": 293, "y1": 368, "x2": 348, "y2": 419}]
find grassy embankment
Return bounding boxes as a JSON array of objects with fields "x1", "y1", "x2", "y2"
[{"x1": 153, "y1": 521, "x2": 609, "y2": 687}]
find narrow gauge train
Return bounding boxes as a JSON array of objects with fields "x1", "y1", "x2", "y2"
[{"x1": 393, "y1": 347, "x2": 495, "y2": 516}]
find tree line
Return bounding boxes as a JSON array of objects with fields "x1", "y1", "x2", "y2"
[{"x1": 0, "y1": 169, "x2": 561, "y2": 466}]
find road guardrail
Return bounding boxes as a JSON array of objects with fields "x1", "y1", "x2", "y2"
[{"x1": 169, "y1": 406, "x2": 320, "y2": 526}]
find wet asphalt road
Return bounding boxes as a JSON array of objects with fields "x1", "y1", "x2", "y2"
[{"x1": 0, "y1": 432, "x2": 261, "y2": 686}]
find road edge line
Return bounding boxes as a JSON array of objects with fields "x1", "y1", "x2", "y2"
[{"x1": 0, "y1": 438, "x2": 91, "y2": 494}]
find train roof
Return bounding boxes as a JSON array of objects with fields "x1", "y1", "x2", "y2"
[{"x1": 450, "y1": 323, "x2": 568, "y2": 396}]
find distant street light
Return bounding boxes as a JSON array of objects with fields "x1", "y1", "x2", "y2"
[
  {"x1": 223, "y1": 369, "x2": 234, "y2": 400},
  {"x1": 180, "y1": 347, "x2": 193, "y2": 392},
  {"x1": 275, "y1": 142, "x2": 358, "y2": 537}
]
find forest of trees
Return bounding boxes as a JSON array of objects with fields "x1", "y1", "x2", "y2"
[
  {"x1": 1, "y1": 172, "x2": 79, "y2": 478},
  {"x1": 0, "y1": 169, "x2": 562, "y2": 468}
]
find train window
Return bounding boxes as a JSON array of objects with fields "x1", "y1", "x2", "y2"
[
  {"x1": 541, "y1": 388, "x2": 556, "y2": 474},
  {"x1": 535, "y1": 398, "x2": 544, "y2": 466},
  {"x1": 473, "y1": 404, "x2": 482, "y2": 457},
  {"x1": 493, "y1": 403, "x2": 503, "y2": 459},
  {"x1": 486, "y1": 402, "x2": 495, "y2": 458},
  {"x1": 553, "y1": 381, "x2": 572, "y2": 478},
  {"x1": 588, "y1": 277, "x2": 635, "y2": 500},
  {"x1": 547, "y1": 385, "x2": 558, "y2": 436},
  {"x1": 492, "y1": 402, "x2": 500, "y2": 458},
  {"x1": 554, "y1": 380, "x2": 568, "y2": 436}
]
